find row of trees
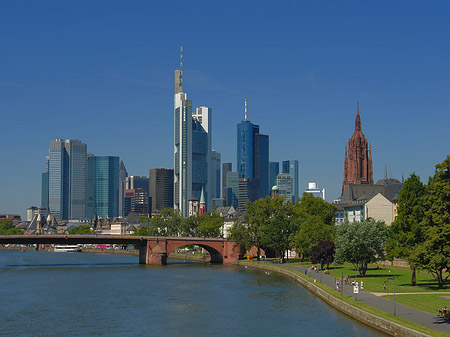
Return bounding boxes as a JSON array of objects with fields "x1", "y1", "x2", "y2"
[
  {"x1": 0, "y1": 219, "x2": 23, "y2": 235},
  {"x1": 387, "y1": 155, "x2": 450, "y2": 288},
  {"x1": 135, "y1": 208, "x2": 224, "y2": 238},
  {"x1": 229, "y1": 193, "x2": 337, "y2": 261}
]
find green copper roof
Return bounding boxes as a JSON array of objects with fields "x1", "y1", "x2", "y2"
[{"x1": 200, "y1": 187, "x2": 205, "y2": 204}]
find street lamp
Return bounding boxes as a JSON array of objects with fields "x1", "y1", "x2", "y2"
[{"x1": 387, "y1": 276, "x2": 398, "y2": 315}]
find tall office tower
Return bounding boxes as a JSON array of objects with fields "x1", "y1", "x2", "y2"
[
  {"x1": 210, "y1": 151, "x2": 221, "y2": 200},
  {"x1": 86, "y1": 155, "x2": 119, "y2": 219},
  {"x1": 124, "y1": 188, "x2": 149, "y2": 217},
  {"x1": 276, "y1": 173, "x2": 293, "y2": 203},
  {"x1": 118, "y1": 160, "x2": 128, "y2": 217},
  {"x1": 238, "y1": 177, "x2": 260, "y2": 210},
  {"x1": 222, "y1": 163, "x2": 232, "y2": 199},
  {"x1": 174, "y1": 47, "x2": 212, "y2": 216},
  {"x1": 226, "y1": 171, "x2": 239, "y2": 208},
  {"x1": 282, "y1": 160, "x2": 299, "y2": 203},
  {"x1": 149, "y1": 168, "x2": 174, "y2": 214},
  {"x1": 125, "y1": 176, "x2": 149, "y2": 192},
  {"x1": 269, "y1": 162, "x2": 279, "y2": 190},
  {"x1": 41, "y1": 155, "x2": 49, "y2": 211},
  {"x1": 48, "y1": 139, "x2": 87, "y2": 220},
  {"x1": 237, "y1": 98, "x2": 269, "y2": 201}
]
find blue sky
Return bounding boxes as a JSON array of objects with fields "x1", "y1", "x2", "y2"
[{"x1": 1, "y1": 1, "x2": 449, "y2": 218}]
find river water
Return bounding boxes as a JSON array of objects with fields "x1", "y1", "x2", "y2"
[{"x1": 0, "y1": 250, "x2": 386, "y2": 336}]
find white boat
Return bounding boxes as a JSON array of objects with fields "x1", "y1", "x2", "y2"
[{"x1": 54, "y1": 245, "x2": 82, "y2": 252}]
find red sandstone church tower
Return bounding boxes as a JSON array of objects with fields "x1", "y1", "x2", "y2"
[{"x1": 342, "y1": 103, "x2": 373, "y2": 194}]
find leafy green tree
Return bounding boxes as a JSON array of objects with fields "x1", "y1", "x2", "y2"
[
  {"x1": 386, "y1": 173, "x2": 426, "y2": 285},
  {"x1": 335, "y1": 218, "x2": 388, "y2": 277},
  {"x1": 69, "y1": 225, "x2": 94, "y2": 234},
  {"x1": 147, "y1": 208, "x2": 183, "y2": 236},
  {"x1": 290, "y1": 193, "x2": 336, "y2": 259},
  {"x1": 134, "y1": 225, "x2": 153, "y2": 236},
  {"x1": 139, "y1": 216, "x2": 151, "y2": 223},
  {"x1": 197, "y1": 212, "x2": 223, "y2": 238},
  {"x1": 0, "y1": 219, "x2": 23, "y2": 235},
  {"x1": 410, "y1": 156, "x2": 450, "y2": 288},
  {"x1": 311, "y1": 241, "x2": 335, "y2": 270},
  {"x1": 228, "y1": 222, "x2": 253, "y2": 251}
]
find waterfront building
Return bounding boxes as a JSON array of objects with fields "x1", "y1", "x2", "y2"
[
  {"x1": 236, "y1": 98, "x2": 269, "y2": 201},
  {"x1": 276, "y1": 173, "x2": 293, "y2": 203},
  {"x1": 149, "y1": 168, "x2": 174, "y2": 214},
  {"x1": 342, "y1": 102, "x2": 373, "y2": 194},
  {"x1": 118, "y1": 160, "x2": 128, "y2": 217},
  {"x1": 269, "y1": 161, "x2": 279, "y2": 190},
  {"x1": 174, "y1": 47, "x2": 213, "y2": 216},
  {"x1": 305, "y1": 182, "x2": 325, "y2": 200},
  {"x1": 282, "y1": 160, "x2": 299, "y2": 203},
  {"x1": 222, "y1": 163, "x2": 232, "y2": 199},
  {"x1": 47, "y1": 139, "x2": 87, "y2": 220}
]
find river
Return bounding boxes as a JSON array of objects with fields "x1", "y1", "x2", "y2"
[{"x1": 0, "y1": 250, "x2": 386, "y2": 336}]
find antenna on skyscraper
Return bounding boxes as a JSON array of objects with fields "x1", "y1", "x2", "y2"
[
  {"x1": 245, "y1": 97, "x2": 247, "y2": 121},
  {"x1": 180, "y1": 45, "x2": 183, "y2": 89}
]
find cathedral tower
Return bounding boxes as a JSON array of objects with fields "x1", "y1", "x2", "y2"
[{"x1": 342, "y1": 103, "x2": 373, "y2": 194}]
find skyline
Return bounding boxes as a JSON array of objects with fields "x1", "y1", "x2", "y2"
[{"x1": 1, "y1": 1, "x2": 450, "y2": 218}]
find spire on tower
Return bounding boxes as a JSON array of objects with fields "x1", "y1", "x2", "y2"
[
  {"x1": 244, "y1": 97, "x2": 247, "y2": 121},
  {"x1": 355, "y1": 101, "x2": 361, "y2": 131},
  {"x1": 180, "y1": 45, "x2": 183, "y2": 89}
]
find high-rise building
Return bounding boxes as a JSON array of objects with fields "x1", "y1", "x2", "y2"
[
  {"x1": 305, "y1": 182, "x2": 326, "y2": 200},
  {"x1": 342, "y1": 102, "x2": 373, "y2": 194},
  {"x1": 174, "y1": 47, "x2": 213, "y2": 216},
  {"x1": 226, "y1": 171, "x2": 239, "y2": 208},
  {"x1": 269, "y1": 161, "x2": 279, "y2": 190},
  {"x1": 282, "y1": 160, "x2": 299, "y2": 203},
  {"x1": 222, "y1": 163, "x2": 232, "y2": 199},
  {"x1": 238, "y1": 177, "x2": 259, "y2": 210},
  {"x1": 86, "y1": 154, "x2": 95, "y2": 219},
  {"x1": 41, "y1": 156, "x2": 49, "y2": 211},
  {"x1": 237, "y1": 98, "x2": 269, "y2": 202},
  {"x1": 124, "y1": 188, "x2": 149, "y2": 217},
  {"x1": 118, "y1": 160, "x2": 128, "y2": 217},
  {"x1": 276, "y1": 173, "x2": 293, "y2": 203},
  {"x1": 149, "y1": 168, "x2": 174, "y2": 214},
  {"x1": 210, "y1": 151, "x2": 221, "y2": 200},
  {"x1": 93, "y1": 156, "x2": 119, "y2": 218},
  {"x1": 125, "y1": 176, "x2": 149, "y2": 192},
  {"x1": 47, "y1": 139, "x2": 87, "y2": 220}
]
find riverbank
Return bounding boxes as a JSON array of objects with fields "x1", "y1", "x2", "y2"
[{"x1": 239, "y1": 261, "x2": 448, "y2": 337}]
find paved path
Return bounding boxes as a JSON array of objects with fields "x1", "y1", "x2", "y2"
[
  {"x1": 371, "y1": 291, "x2": 450, "y2": 296},
  {"x1": 264, "y1": 261, "x2": 450, "y2": 335}
]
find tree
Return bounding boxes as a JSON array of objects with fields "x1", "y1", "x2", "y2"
[
  {"x1": 0, "y1": 219, "x2": 23, "y2": 235},
  {"x1": 386, "y1": 173, "x2": 426, "y2": 285},
  {"x1": 311, "y1": 241, "x2": 335, "y2": 270},
  {"x1": 335, "y1": 218, "x2": 388, "y2": 277},
  {"x1": 228, "y1": 222, "x2": 253, "y2": 251},
  {"x1": 410, "y1": 155, "x2": 450, "y2": 288},
  {"x1": 290, "y1": 193, "x2": 336, "y2": 260},
  {"x1": 134, "y1": 225, "x2": 153, "y2": 236},
  {"x1": 197, "y1": 212, "x2": 223, "y2": 238},
  {"x1": 69, "y1": 225, "x2": 94, "y2": 234}
]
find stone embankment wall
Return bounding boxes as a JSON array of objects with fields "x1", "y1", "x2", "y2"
[{"x1": 240, "y1": 262, "x2": 428, "y2": 337}]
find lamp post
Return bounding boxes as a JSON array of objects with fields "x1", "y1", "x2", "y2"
[{"x1": 387, "y1": 276, "x2": 398, "y2": 315}]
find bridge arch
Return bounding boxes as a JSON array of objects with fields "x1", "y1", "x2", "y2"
[{"x1": 167, "y1": 242, "x2": 224, "y2": 263}]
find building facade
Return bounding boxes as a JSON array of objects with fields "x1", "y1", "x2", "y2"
[
  {"x1": 47, "y1": 139, "x2": 87, "y2": 220},
  {"x1": 276, "y1": 173, "x2": 293, "y2": 203},
  {"x1": 269, "y1": 161, "x2": 279, "y2": 190},
  {"x1": 149, "y1": 168, "x2": 174, "y2": 214},
  {"x1": 342, "y1": 103, "x2": 373, "y2": 194},
  {"x1": 222, "y1": 162, "x2": 232, "y2": 200},
  {"x1": 282, "y1": 160, "x2": 299, "y2": 203},
  {"x1": 304, "y1": 182, "x2": 325, "y2": 200},
  {"x1": 118, "y1": 160, "x2": 128, "y2": 217}
]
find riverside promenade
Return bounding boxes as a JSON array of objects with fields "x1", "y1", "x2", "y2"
[{"x1": 262, "y1": 261, "x2": 450, "y2": 336}]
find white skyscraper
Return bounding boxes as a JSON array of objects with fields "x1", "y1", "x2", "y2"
[{"x1": 174, "y1": 47, "x2": 213, "y2": 216}]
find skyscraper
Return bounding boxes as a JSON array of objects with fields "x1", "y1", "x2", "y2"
[
  {"x1": 41, "y1": 156, "x2": 49, "y2": 211},
  {"x1": 93, "y1": 156, "x2": 119, "y2": 218},
  {"x1": 118, "y1": 160, "x2": 128, "y2": 217},
  {"x1": 342, "y1": 102, "x2": 373, "y2": 194},
  {"x1": 174, "y1": 47, "x2": 212, "y2": 216},
  {"x1": 282, "y1": 159, "x2": 299, "y2": 203},
  {"x1": 149, "y1": 168, "x2": 174, "y2": 214},
  {"x1": 125, "y1": 176, "x2": 149, "y2": 192},
  {"x1": 48, "y1": 139, "x2": 87, "y2": 220},
  {"x1": 269, "y1": 161, "x2": 279, "y2": 190},
  {"x1": 276, "y1": 173, "x2": 293, "y2": 203},
  {"x1": 210, "y1": 150, "x2": 221, "y2": 200},
  {"x1": 237, "y1": 98, "x2": 269, "y2": 204},
  {"x1": 222, "y1": 162, "x2": 232, "y2": 199}
]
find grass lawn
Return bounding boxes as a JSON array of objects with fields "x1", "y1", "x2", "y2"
[
  {"x1": 294, "y1": 260, "x2": 450, "y2": 293},
  {"x1": 383, "y1": 293, "x2": 450, "y2": 315}
]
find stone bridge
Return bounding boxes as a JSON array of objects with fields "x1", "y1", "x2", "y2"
[{"x1": 0, "y1": 235, "x2": 245, "y2": 265}]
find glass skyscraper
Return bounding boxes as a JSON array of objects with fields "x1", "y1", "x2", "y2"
[
  {"x1": 269, "y1": 161, "x2": 280, "y2": 190},
  {"x1": 93, "y1": 156, "x2": 119, "y2": 219},
  {"x1": 48, "y1": 139, "x2": 87, "y2": 220},
  {"x1": 282, "y1": 160, "x2": 299, "y2": 203}
]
